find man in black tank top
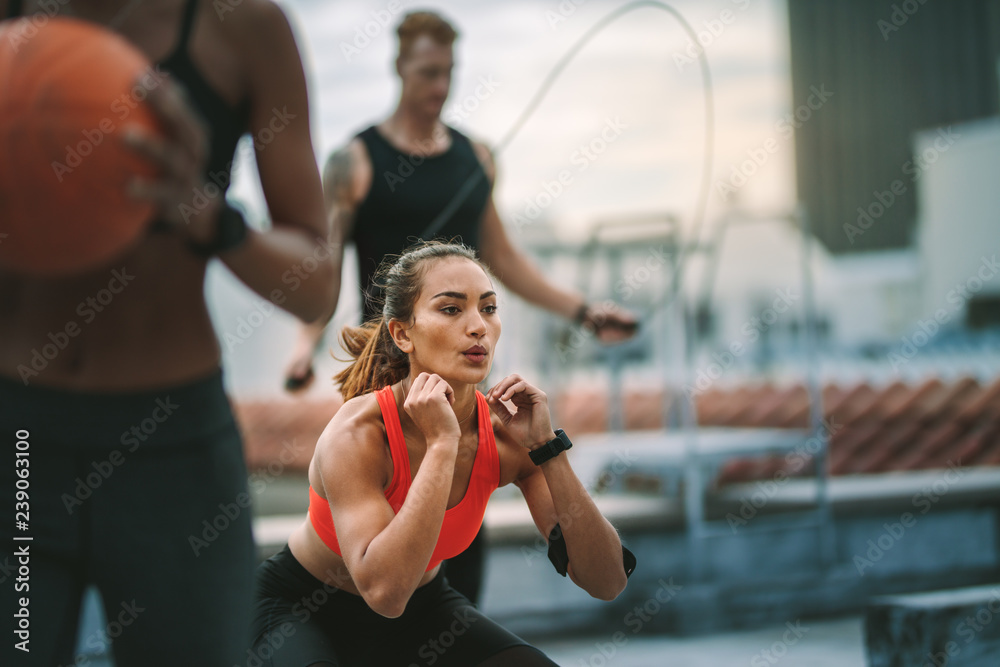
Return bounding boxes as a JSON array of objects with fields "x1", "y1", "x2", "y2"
[
  {"x1": 282, "y1": 11, "x2": 638, "y2": 606},
  {"x1": 285, "y1": 10, "x2": 638, "y2": 386},
  {"x1": 351, "y1": 123, "x2": 491, "y2": 321}
]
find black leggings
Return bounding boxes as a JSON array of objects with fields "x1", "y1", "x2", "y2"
[
  {"x1": 442, "y1": 522, "x2": 486, "y2": 604},
  {"x1": 250, "y1": 545, "x2": 559, "y2": 667},
  {"x1": 0, "y1": 370, "x2": 255, "y2": 666}
]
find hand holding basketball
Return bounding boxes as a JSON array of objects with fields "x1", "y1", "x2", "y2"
[
  {"x1": 0, "y1": 17, "x2": 167, "y2": 276},
  {"x1": 123, "y1": 74, "x2": 220, "y2": 244},
  {"x1": 0, "y1": 16, "x2": 223, "y2": 276}
]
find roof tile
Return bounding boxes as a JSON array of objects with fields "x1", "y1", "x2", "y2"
[{"x1": 234, "y1": 377, "x2": 1000, "y2": 486}]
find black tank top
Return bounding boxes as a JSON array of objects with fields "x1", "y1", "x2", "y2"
[
  {"x1": 158, "y1": 0, "x2": 250, "y2": 189},
  {"x1": 5, "y1": 0, "x2": 248, "y2": 193},
  {"x1": 352, "y1": 125, "x2": 492, "y2": 322}
]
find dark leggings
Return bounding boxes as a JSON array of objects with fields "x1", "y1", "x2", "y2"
[
  {"x1": 250, "y1": 545, "x2": 559, "y2": 667},
  {"x1": 442, "y1": 522, "x2": 486, "y2": 604},
  {"x1": 0, "y1": 370, "x2": 255, "y2": 666}
]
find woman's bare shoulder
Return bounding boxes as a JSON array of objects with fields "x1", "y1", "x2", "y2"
[
  {"x1": 310, "y1": 390, "x2": 392, "y2": 489},
  {"x1": 318, "y1": 391, "x2": 387, "y2": 451}
]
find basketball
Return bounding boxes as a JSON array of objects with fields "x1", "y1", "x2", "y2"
[{"x1": 0, "y1": 16, "x2": 164, "y2": 277}]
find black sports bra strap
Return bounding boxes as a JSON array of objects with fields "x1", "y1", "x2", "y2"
[
  {"x1": 173, "y1": 0, "x2": 200, "y2": 54},
  {"x1": 7, "y1": 0, "x2": 24, "y2": 19}
]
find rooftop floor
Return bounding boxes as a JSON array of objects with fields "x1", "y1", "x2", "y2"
[
  {"x1": 75, "y1": 581, "x2": 866, "y2": 667},
  {"x1": 531, "y1": 615, "x2": 865, "y2": 666}
]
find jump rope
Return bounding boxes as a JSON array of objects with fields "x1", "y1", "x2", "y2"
[
  {"x1": 419, "y1": 2, "x2": 833, "y2": 560},
  {"x1": 419, "y1": 0, "x2": 715, "y2": 325}
]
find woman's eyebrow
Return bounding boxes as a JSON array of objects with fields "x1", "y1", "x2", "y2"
[{"x1": 431, "y1": 291, "x2": 497, "y2": 300}]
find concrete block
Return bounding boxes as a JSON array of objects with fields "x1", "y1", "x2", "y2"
[{"x1": 866, "y1": 585, "x2": 1000, "y2": 666}]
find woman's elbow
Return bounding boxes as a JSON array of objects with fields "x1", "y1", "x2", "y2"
[
  {"x1": 589, "y1": 572, "x2": 628, "y2": 602},
  {"x1": 361, "y1": 583, "x2": 409, "y2": 619},
  {"x1": 298, "y1": 261, "x2": 339, "y2": 322},
  {"x1": 573, "y1": 563, "x2": 628, "y2": 602}
]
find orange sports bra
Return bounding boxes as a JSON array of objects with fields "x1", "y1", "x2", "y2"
[{"x1": 308, "y1": 385, "x2": 500, "y2": 572}]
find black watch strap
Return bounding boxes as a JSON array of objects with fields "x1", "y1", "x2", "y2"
[
  {"x1": 530, "y1": 429, "x2": 573, "y2": 466},
  {"x1": 188, "y1": 203, "x2": 248, "y2": 257}
]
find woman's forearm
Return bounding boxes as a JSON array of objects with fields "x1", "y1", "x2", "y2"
[
  {"x1": 539, "y1": 455, "x2": 628, "y2": 600},
  {"x1": 354, "y1": 443, "x2": 456, "y2": 616},
  {"x1": 221, "y1": 226, "x2": 340, "y2": 323}
]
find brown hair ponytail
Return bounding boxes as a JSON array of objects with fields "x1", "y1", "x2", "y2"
[
  {"x1": 334, "y1": 318, "x2": 409, "y2": 401},
  {"x1": 334, "y1": 240, "x2": 489, "y2": 400}
]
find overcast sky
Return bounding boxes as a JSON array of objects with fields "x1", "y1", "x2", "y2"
[
  {"x1": 214, "y1": 0, "x2": 802, "y2": 395},
  {"x1": 229, "y1": 0, "x2": 796, "y2": 241}
]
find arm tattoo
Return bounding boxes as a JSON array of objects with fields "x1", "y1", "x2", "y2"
[{"x1": 323, "y1": 147, "x2": 355, "y2": 207}]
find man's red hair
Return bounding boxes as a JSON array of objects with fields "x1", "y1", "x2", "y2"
[{"x1": 396, "y1": 11, "x2": 458, "y2": 60}]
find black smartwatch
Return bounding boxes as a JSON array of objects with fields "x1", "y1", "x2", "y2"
[
  {"x1": 188, "y1": 203, "x2": 249, "y2": 257},
  {"x1": 529, "y1": 429, "x2": 573, "y2": 466}
]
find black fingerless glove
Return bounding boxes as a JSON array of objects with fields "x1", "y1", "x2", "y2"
[{"x1": 547, "y1": 523, "x2": 636, "y2": 579}]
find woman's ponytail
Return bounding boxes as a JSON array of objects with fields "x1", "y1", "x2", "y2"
[{"x1": 334, "y1": 318, "x2": 409, "y2": 401}]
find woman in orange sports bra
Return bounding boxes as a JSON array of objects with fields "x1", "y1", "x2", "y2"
[{"x1": 251, "y1": 241, "x2": 633, "y2": 666}]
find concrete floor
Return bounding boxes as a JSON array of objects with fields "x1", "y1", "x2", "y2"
[
  {"x1": 530, "y1": 615, "x2": 866, "y2": 666},
  {"x1": 73, "y1": 581, "x2": 866, "y2": 666}
]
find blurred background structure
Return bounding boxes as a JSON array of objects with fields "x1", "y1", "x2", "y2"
[{"x1": 71, "y1": 0, "x2": 1000, "y2": 664}]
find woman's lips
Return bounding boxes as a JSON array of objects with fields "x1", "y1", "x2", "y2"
[{"x1": 462, "y1": 347, "x2": 487, "y2": 363}]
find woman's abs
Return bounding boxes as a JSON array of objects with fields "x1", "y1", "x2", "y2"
[{"x1": 0, "y1": 234, "x2": 221, "y2": 391}]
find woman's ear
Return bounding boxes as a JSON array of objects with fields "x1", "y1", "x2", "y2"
[{"x1": 387, "y1": 318, "x2": 414, "y2": 355}]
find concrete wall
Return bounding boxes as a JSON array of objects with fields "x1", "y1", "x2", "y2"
[
  {"x1": 482, "y1": 504, "x2": 1000, "y2": 637},
  {"x1": 916, "y1": 117, "x2": 1000, "y2": 330}
]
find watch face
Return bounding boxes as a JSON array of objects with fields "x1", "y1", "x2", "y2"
[{"x1": 554, "y1": 429, "x2": 572, "y2": 451}]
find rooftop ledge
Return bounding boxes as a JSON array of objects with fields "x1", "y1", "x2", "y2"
[{"x1": 252, "y1": 466, "x2": 1000, "y2": 553}]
